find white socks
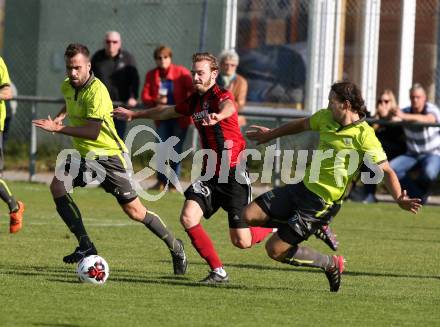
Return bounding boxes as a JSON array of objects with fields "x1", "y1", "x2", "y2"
[{"x1": 213, "y1": 267, "x2": 227, "y2": 277}]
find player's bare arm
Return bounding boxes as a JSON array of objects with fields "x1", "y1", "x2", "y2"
[
  {"x1": 113, "y1": 105, "x2": 181, "y2": 121},
  {"x1": 246, "y1": 117, "x2": 310, "y2": 145},
  {"x1": 380, "y1": 161, "x2": 422, "y2": 214},
  {"x1": 0, "y1": 84, "x2": 12, "y2": 101},
  {"x1": 32, "y1": 117, "x2": 102, "y2": 140},
  {"x1": 201, "y1": 99, "x2": 235, "y2": 126},
  {"x1": 53, "y1": 105, "x2": 67, "y2": 125}
]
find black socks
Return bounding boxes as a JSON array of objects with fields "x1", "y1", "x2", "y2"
[
  {"x1": 143, "y1": 211, "x2": 180, "y2": 252},
  {"x1": 0, "y1": 179, "x2": 18, "y2": 212},
  {"x1": 54, "y1": 194, "x2": 92, "y2": 249}
]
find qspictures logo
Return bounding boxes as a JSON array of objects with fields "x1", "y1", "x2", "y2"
[{"x1": 54, "y1": 125, "x2": 384, "y2": 201}]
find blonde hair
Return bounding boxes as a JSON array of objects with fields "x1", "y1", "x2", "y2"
[
  {"x1": 192, "y1": 52, "x2": 219, "y2": 71},
  {"x1": 376, "y1": 89, "x2": 398, "y2": 118}
]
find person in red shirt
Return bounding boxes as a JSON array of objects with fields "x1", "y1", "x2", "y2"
[
  {"x1": 141, "y1": 46, "x2": 193, "y2": 191},
  {"x1": 114, "y1": 52, "x2": 273, "y2": 283}
]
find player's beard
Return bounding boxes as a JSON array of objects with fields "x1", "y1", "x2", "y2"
[
  {"x1": 70, "y1": 74, "x2": 89, "y2": 88},
  {"x1": 194, "y1": 79, "x2": 212, "y2": 93},
  {"x1": 69, "y1": 78, "x2": 81, "y2": 87}
]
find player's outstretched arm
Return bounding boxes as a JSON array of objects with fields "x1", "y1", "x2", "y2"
[
  {"x1": 380, "y1": 161, "x2": 422, "y2": 214},
  {"x1": 113, "y1": 105, "x2": 181, "y2": 121},
  {"x1": 246, "y1": 117, "x2": 310, "y2": 145},
  {"x1": 201, "y1": 99, "x2": 235, "y2": 126},
  {"x1": 53, "y1": 105, "x2": 67, "y2": 126},
  {"x1": 32, "y1": 117, "x2": 101, "y2": 140}
]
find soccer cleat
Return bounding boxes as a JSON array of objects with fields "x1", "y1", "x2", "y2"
[
  {"x1": 9, "y1": 201, "x2": 25, "y2": 234},
  {"x1": 200, "y1": 270, "x2": 229, "y2": 284},
  {"x1": 324, "y1": 255, "x2": 345, "y2": 292},
  {"x1": 63, "y1": 243, "x2": 98, "y2": 264},
  {"x1": 170, "y1": 239, "x2": 187, "y2": 275},
  {"x1": 315, "y1": 225, "x2": 339, "y2": 251}
]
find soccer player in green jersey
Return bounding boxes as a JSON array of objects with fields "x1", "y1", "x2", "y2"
[
  {"x1": 32, "y1": 43, "x2": 187, "y2": 274},
  {"x1": 243, "y1": 81, "x2": 421, "y2": 292},
  {"x1": 0, "y1": 57, "x2": 25, "y2": 233}
]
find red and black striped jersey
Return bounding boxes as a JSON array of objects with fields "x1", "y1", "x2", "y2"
[{"x1": 175, "y1": 84, "x2": 246, "y2": 174}]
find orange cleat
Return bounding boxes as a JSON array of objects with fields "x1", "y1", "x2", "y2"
[{"x1": 9, "y1": 201, "x2": 25, "y2": 233}]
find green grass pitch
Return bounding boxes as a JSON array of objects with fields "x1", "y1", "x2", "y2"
[{"x1": 0, "y1": 182, "x2": 439, "y2": 326}]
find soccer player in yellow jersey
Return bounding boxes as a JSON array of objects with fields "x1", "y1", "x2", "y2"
[
  {"x1": 32, "y1": 44, "x2": 187, "y2": 274},
  {"x1": 243, "y1": 81, "x2": 422, "y2": 292},
  {"x1": 0, "y1": 57, "x2": 25, "y2": 233}
]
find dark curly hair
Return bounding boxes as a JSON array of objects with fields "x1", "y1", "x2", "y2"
[
  {"x1": 64, "y1": 43, "x2": 90, "y2": 59},
  {"x1": 331, "y1": 81, "x2": 367, "y2": 114}
]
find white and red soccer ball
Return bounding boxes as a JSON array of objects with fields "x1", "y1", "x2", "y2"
[{"x1": 77, "y1": 255, "x2": 109, "y2": 285}]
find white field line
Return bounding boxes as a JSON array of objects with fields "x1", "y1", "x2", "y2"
[{"x1": 0, "y1": 221, "x2": 136, "y2": 227}]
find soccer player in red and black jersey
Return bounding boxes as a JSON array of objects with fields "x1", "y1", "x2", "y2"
[{"x1": 114, "y1": 52, "x2": 273, "y2": 283}]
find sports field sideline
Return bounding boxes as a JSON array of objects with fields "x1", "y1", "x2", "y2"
[{"x1": 0, "y1": 181, "x2": 439, "y2": 327}]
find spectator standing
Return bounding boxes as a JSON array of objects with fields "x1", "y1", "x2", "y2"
[
  {"x1": 217, "y1": 49, "x2": 248, "y2": 127},
  {"x1": 389, "y1": 83, "x2": 440, "y2": 203},
  {"x1": 141, "y1": 45, "x2": 193, "y2": 191},
  {"x1": 91, "y1": 31, "x2": 139, "y2": 139}
]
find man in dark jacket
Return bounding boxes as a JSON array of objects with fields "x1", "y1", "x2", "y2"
[{"x1": 91, "y1": 31, "x2": 139, "y2": 139}]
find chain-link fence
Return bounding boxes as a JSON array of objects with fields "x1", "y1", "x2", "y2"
[
  {"x1": 235, "y1": 0, "x2": 439, "y2": 111},
  {"x1": 413, "y1": 0, "x2": 438, "y2": 100},
  {"x1": 3, "y1": 0, "x2": 226, "y2": 145},
  {"x1": 236, "y1": 0, "x2": 308, "y2": 107},
  {"x1": 1, "y1": 0, "x2": 440, "y2": 187},
  {"x1": 3, "y1": 0, "x2": 440, "y2": 127}
]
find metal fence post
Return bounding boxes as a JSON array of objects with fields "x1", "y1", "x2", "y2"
[
  {"x1": 273, "y1": 117, "x2": 282, "y2": 187},
  {"x1": 198, "y1": 0, "x2": 208, "y2": 52},
  {"x1": 29, "y1": 101, "x2": 37, "y2": 181}
]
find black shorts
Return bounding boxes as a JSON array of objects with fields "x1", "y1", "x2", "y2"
[
  {"x1": 58, "y1": 153, "x2": 138, "y2": 204},
  {"x1": 255, "y1": 182, "x2": 340, "y2": 245},
  {"x1": 184, "y1": 172, "x2": 252, "y2": 229}
]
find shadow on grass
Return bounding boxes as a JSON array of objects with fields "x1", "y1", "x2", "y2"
[
  {"x1": 342, "y1": 270, "x2": 440, "y2": 280},
  {"x1": 228, "y1": 262, "x2": 440, "y2": 280},
  {"x1": 45, "y1": 278, "x2": 80, "y2": 284},
  {"x1": 108, "y1": 273, "x2": 333, "y2": 293},
  {"x1": 0, "y1": 264, "x2": 72, "y2": 273},
  {"x1": 342, "y1": 226, "x2": 440, "y2": 234},
  {"x1": 2, "y1": 262, "x2": 438, "y2": 289},
  {"x1": 155, "y1": 260, "x2": 293, "y2": 273},
  {"x1": 382, "y1": 237, "x2": 440, "y2": 243},
  {"x1": 0, "y1": 263, "x2": 310, "y2": 292},
  {"x1": 33, "y1": 323, "x2": 80, "y2": 327},
  {"x1": 157, "y1": 260, "x2": 440, "y2": 280},
  {"x1": 0, "y1": 264, "x2": 72, "y2": 279},
  {"x1": 110, "y1": 275, "x2": 240, "y2": 289},
  {"x1": 157, "y1": 260, "x2": 440, "y2": 281}
]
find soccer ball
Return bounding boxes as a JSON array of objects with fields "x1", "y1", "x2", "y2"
[{"x1": 76, "y1": 255, "x2": 109, "y2": 285}]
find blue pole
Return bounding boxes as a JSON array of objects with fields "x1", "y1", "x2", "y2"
[{"x1": 199, "y1": 0, "x2": 208, "y2": 51}]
